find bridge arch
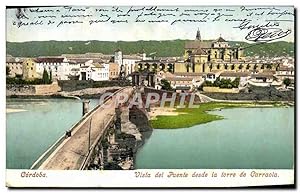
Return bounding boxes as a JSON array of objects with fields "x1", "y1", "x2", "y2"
[{"x1": 159, "y1": 63, "x2": 165, "y2": 70}]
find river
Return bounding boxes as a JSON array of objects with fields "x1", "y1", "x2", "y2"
[
  {"x1": 6, "y1": 99, "x2": 294, "y2": 169},
  {"x1": 6, "y1": 98, "x2": 99, "y2": 169},
  {"x1": 136, "y1": 107, "x2": 294, "y2": 169}
]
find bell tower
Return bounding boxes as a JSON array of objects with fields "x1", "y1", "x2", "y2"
[{"x1": 196, "y1": 28, "x2": 201, "y2": 41}]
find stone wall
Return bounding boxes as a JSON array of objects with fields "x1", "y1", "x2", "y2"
[
  {"x1": 34, "y1": 82, "x2": 61, "y2": 95},
  {"x1": 6, "y1": 84, "x2": 35, "y2": 95},
  {"x1": 6, "y1": 82, "x2": 61, "y2": 95},
  {"x1": 203, "y1": 86, "x2": 239, "y2": 93},
  {"x1": 58, "y1": 80, "x2": 131, "y2": 92}
]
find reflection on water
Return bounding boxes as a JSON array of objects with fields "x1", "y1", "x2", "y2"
[
  {"x1": 6, "y1": 98, "x2": 99, "y2": 169},
  {"x1": 136, "y1": 107, "x2": 294, "y2": 169}
]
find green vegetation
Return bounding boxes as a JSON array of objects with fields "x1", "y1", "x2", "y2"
[
  {"x1": 161, "y1": 79, "x2": 173, "y2": 91},
  {"x1": 150, "y1": 102, "x2": 280, "y2": 129},
  {"x1": 6, "y1": 77, "x2": 45, "y2": 85},
  {"x1": 42, "y1": 68, "x2": 51, "y2": 84},
  {"x1": 203, "y1": 77, "x2": 240, "y2": 89},
  {"x1": 283, "y1": 78, "x2": 291, "y2": 87},
  {"x1": 6, "y1": 40, "x2": 294, "y2": 58},
  {"x1": 49, "y1": 70, "x2": 52, "y2": 83},
  {"x1": 6, "y1": 66, "x2": 10, "y2": 76}
]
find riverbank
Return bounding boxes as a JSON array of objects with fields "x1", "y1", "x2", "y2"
[
  {"x1": 150, "y1": 102, "x2": 287, "y2": 129},
  {"x1": 6, "y1": 108, "x2": 27, "y2": 113},
  {"x1": 202, "y1": 85, "x2": 294, "y2": 101},
  {"x1": 149, "y1": 107, "x2": 187, "y2": 119},
  {"x1": 6, "y1": 86, "x2": 121, "y2": 99}
]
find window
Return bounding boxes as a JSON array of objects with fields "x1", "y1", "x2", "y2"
[{"x1": 31, "y1": 67, "x2": 33, "y2": 70}]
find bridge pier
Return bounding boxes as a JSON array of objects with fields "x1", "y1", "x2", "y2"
[
  {"x1": 99, "y1": 144, "x2": 104, "y2": 169},
  {"x1": 108, "y1": 126, "x2": 116, "y2": 144},
  {"x1": 82, "y1": 100, "x2": 90, "y2": 116}
]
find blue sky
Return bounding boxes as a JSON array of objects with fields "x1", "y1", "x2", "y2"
[{"x1": 6, "y1": 6, "x2": 294, "y2": 42}]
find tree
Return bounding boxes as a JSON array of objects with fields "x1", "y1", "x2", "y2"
[
  {"x1": 267, "y1": 64, "x2": 272, "y2": 69},
  {"x1": 49, "y1": 70, "x2": 52, "y2": 83},
  {"x1": 232, "y1": 78, "x2": 240, "y2": 88},
  {"x1": 283, "y1": 78, "x2": 291, "y2": 88},
  {"x1": 161, "y1": 79, "x2": 172, "y2": 91},
  {"x1": 6, "y1": 66, "x2": 10, "y2": 76},
  {"x1": 42, "y1": 68, "x2": 50, "y2": 84}
]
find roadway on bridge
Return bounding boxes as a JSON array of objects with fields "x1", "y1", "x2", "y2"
[{"x1": 38, "y1": 87, "x2": 133, "y2": 170}]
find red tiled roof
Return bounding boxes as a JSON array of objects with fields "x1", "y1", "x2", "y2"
[
  {"x1": 185, "y1": 41, "x2": 212, "y2": 49},
  {"x1": 36, "y1": 58, "x2": 65, "y2": 63},
  {"x1": 220, "y1": 71, "x2": 250, "y2": 77},
  {"x1": 215, "y1": 36, "x2": 226, "y2": 42}
]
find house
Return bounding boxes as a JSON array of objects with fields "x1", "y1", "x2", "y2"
[
  {"x1": 206, "y1": 73, "x2": 218, "y2": 82},
  {"x1": 173, "y1": 72, "x2": 206, "y2": 88},
  {"x1": 249, "y1": 73, "x2": 274, "y2": 87},
  {"x1": 22, "y1": 58, "x2": 39, "y2": 80},
  {"x1": 35, "y1": 57, "x2": 70, "y2": 80},
  {"x1": 79, "y1": 63, "x2": 109, "y2": 81},
  {"x1": 91, "y1": 63, "x2": 109, "y2": 81},
  {"x1": 165, "y1": 76, "x2": 193, "y2": 92},
  {"x1": 109, "y1": 63, "x2": 119, "y2": 80},
  {"x1": 114, "y1": 49, "x2": 145, "y2": 76},
  {"x1": 6, "y1": 57, "x2": 23, "y2": 77},
  {"x1": 219, "y1": 71, "x2": 250, "y2": 86},
  {"x1": 275, "y1": 66, "x2": 294, "y2": 80}
]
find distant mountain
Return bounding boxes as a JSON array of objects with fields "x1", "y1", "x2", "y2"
[{"x1": 6, "y1": 40, "x2": 294, "y2": 58}]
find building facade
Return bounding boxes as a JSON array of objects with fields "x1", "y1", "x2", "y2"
[
  {"x1": 35, "y1": 57, "x2": 70, "y2": 80},
  {"x1": 6, "y1": 57, "x2": 23, "y2": 77},
  {"x1": 109, "y1": 63, "x2": 119, "y2": 80},
  {"x1": 22, "y1": 58, "x2": 39, "y2": 80},
  {"x1": 79, "y1": 63, "x2": 109, "y2": 81}
]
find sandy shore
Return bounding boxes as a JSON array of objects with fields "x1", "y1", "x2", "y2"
[
  {"x1": 6, "y1": 108, "x2": 27, "y2": 113},
  {"x1": 149, "y1": 107, "x2": 186, "y2": 120}
]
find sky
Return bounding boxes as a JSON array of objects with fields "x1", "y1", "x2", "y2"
[{"x1": 6, "y1": 6, "x2": 295, "y2": 43}]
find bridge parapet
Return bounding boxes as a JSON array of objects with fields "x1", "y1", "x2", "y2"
[{"x1": 31, "y1": 87, "x2": 134, "y2": 170}]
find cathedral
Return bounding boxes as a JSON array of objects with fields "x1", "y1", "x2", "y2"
[
  {"x1": 179, "y1": 29, "x2": 245, "y2": 73},
  {"x1": 134, "y1": 29, "x2": 278, "y2": 74}
]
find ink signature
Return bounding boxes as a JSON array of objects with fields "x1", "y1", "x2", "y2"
[{"x1": 245, "y1": 27, "x2": 292, "y2": 42}]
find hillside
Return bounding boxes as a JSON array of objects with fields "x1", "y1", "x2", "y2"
[{"x1": 6, "y1": 40, "x2": 294, "y2": 58}]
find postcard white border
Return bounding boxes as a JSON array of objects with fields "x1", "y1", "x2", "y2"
[
  {"x1": 2, "y1": 0, "x2": 298, "y2": 190},
  {"x1": 5, "y1": 169, "x2": 294, "y2": 188}
]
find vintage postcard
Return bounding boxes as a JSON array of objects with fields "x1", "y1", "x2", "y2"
[{"x1": 5, "y1": 5, "x2": 295, "y2": 188}]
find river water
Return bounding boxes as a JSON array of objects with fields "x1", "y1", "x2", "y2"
[
  {"x1": 136, "y1": 107, "x2": 294, "y2": 169},
  {"x1": 6, "y1": 99, "x2": 294, "y2": 169},
  {"x1": 6, "y1": 98, "x2": 99, "y2": 169}
]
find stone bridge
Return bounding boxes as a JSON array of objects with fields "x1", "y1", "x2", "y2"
[{"x1": 30, "y1": 86, "x2": 151, "y2": 170}]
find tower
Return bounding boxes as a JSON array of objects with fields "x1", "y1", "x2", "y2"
[
  {"x1": 196, "y1": 28, "x2": 201, "y2": 41},
  {"x1": 114, "y1": 48, "x2": 122, "y2": 66},
  {"x1": 114, "y1": 48, "x2": 123, "y2": 76}
]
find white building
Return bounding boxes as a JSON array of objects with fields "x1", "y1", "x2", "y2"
[
  {"x1": 35, "y1": 57, "x2": 70, "y2": 80},
  {"x1": 219, "y1": 71, "x2": 250, "y2": 86},
  {"x1": 79, "y1": 63, "x2": 109, "y2": 81},
  {"x1": 248, "y1": 73, "x2": 274, "y2": 87},
  {"x1": 6, "y1": 56, "x2": 23, "y2": 77},
  {"x1": 114, "y1": 49, "x2": 146, "y2": 76}
]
